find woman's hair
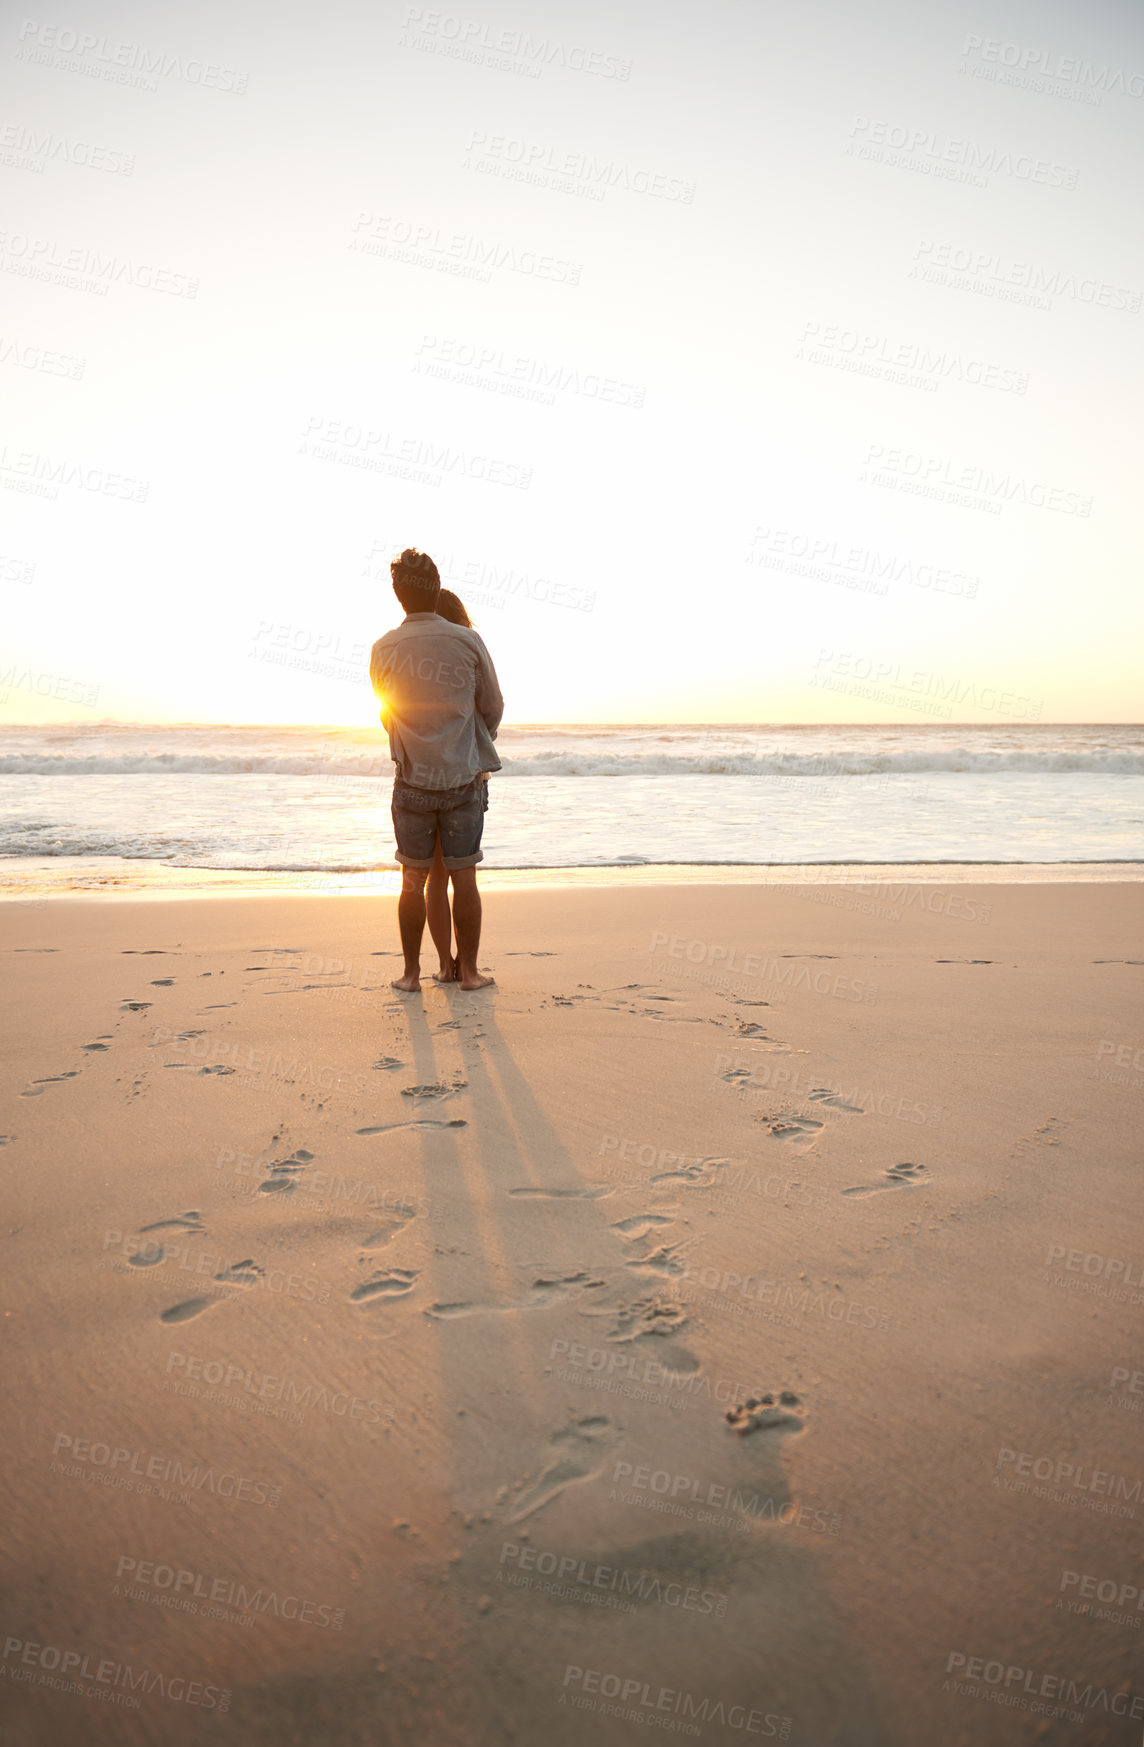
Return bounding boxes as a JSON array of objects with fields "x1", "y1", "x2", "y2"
[{"x1": 436, "y1": 587, "x2": 473, "y2": 629}]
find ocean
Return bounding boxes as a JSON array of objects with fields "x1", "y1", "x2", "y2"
[{"x1": 0, "y1": 722, "x2": 1140, "y2": 895}]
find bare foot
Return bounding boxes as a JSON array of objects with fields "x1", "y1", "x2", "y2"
[
  {"x1": 456, "y1": 969, "x2": 495, "y2": 991},
  {"x1": 432, "y1": 958, "x2": 458, "y2": 984},
  {"x1": 391, "y1": 973, "x2": 421, "y2": 993}
]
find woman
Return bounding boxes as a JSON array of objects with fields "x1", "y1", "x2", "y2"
[{"x1": 427, "y1": 589, "x2": 490, "y2": 982}]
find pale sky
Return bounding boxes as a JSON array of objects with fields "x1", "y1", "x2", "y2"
[{"x1": 2, "y1": 0, "x2": 1142, "y2": 725}]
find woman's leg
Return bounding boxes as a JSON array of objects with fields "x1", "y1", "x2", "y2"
[{"x1": 426, "y1": 837, "x2": 456, "y2": 981}]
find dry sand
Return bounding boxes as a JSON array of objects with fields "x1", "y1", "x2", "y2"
[{"x1": 2, "y1": 881, "x2": 1142, "y2": 1746}]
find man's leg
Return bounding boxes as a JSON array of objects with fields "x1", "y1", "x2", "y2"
[
  {"x1": 426, "y1": 840, "x2": 456, "y2": 982},
  {"x1": 449, "y1": 867, "x2": 494, "y2": 990},
  {"x1": 394, "y1": 865, "x2": 431, "y2": 992}
]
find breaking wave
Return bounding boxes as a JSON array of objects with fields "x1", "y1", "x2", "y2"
[{"x1": 1, "y1": 750, "x2": 1141, "y2": 777}]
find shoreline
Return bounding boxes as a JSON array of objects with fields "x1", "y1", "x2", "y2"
[{"x1": 2, "y1": 856, "x2": 1141, "y2": 903}]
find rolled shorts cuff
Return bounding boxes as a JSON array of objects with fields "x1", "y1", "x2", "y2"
[{"x1": 395, "y1": 849, "x2": 484, "y2": 872}]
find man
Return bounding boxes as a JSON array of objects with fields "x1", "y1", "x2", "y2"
[{"x1": 369, "y1": 548, "x2": 503, "y2": 992}]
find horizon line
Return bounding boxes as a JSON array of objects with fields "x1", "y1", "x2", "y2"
[{"x1": 1, "y1": 719, "x2": 1141, "y2": 731}]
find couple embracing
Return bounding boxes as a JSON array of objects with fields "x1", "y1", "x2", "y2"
[{"x1": 369, "y1": 548, "x2": 503, "y2": 993}]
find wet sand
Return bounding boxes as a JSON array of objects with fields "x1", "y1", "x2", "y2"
[{"x1": 2, "y1": 881, "x2": 1142, "y2": 1745}]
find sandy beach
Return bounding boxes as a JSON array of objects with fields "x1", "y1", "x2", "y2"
[
  {"x1": 2, "y1": 879, "x2": 1142, "y2": 1746},
  {"x1": 6, "y1": 0, "x2": 1142, "y2": 1729}
]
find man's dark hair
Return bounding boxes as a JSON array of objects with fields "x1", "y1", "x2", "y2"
[{"x1": 391, "y1": 547, "x2": 441, "y2": 613}]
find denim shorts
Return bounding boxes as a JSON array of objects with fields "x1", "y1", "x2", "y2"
[{"x1": 391, "y1": 776, "x2": 487, "y2": 871}]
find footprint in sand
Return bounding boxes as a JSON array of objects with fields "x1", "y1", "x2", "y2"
[
  {"x1": 508, "y1": 1417, "x2": 621, "y2": 1522},
  {"x1": 129, "y1": 1212, "x2": 205, "y2": 1266},
  {"x1": 120, "y1": 1001, "x2": 152, "y2": 1013},
  {"x1": 129, "y1": 1244, "x2": 167, "y2": 1268},
  {"x1": 842, "y1": 1162, "x2": 929, "y2": 1198},
  {"x1": 139, "y1": 1213, "x2": 205, "y2": 1234},
  {"x1": 401, "y1": 1081, "x2": 467, "y2": 1103},
  {"x1": 553, "y1": 1294, "x2": 698, "y2": 1376},
  {"x1": 351, "y1": 1268, "x2": 418, "y2": 1303},
  {"x1": 372, "y1": 1057, "x2": 405, "y2": 1072},
  {"x1": 585, "y1": 1297, "x2": 689, "y2": 1343},
  {"x1": 528, "y1": 1271, "x2": 606, "y2": 1305},
  {"x1": 214, "y1": 1259, "x2": 265, "y2": 1286},
  {"x1": 424, "y1": 1272, "x2": 603, "y2": 1320},
  {"x1": 150, "y1": 978, "x2": 175, "y2": 986},
  {"x1": 360, "y1": 1207, "x2": 416, "y2": 1248},
  {"x1": 257, "y1": 1149, "x2": 314, "y2": 1194},
  {"x1": 611, "y1": 1215, "x2": 682, "y2": 1270},
  {"x1": 159, "y1": 1258, "x2": 264, "y2": 1321},
  {"x1": 508, "y1": 1184, "x2": 614, "y2": 1200},
  {"x1": 763, "y1": 1115, "x2": 824, "y2": 1147},
  {"x1": 160, "y1": 1297, "x2": 218, "y2": 1324},
  {"x1": 83, "y1": 1038, "x2": 112, "y2": 1052},
  {"x1": 21, "y1": 1071, "x2": 80, "y2": 1097},
  {"x1": 356, "y1": 1119, "x2": 466, "y2": 1135},
  {"x1": 650, "y1": 1158, "x2": 730, "y2": 1190},
  {"x1": 626, "y1": 1243, "x2": 689, "y2": 1277},
  {"x1": 199, "y1": 1064, "x2": 235, "y2": 1076},
  {"x1": 725, "y1": 1391, "x2": 806, "y2": 1436},
  {"x1": 806, "y1": 1088, "x2": 864, "y2": 1114}
]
